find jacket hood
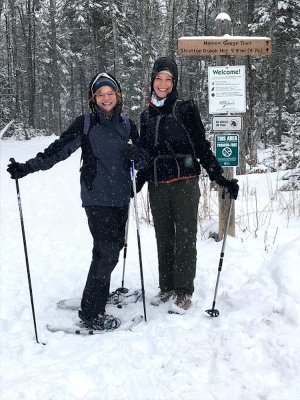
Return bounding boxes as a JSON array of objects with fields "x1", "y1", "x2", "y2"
[
  {"x1": 150, "y1": 57, "x2": 178, "y2": 104},
  {"x1": 151, "y1": 57, "x2": 178, "y2": 91}
]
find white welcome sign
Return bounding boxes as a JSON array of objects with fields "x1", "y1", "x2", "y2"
[{"x1": 208, "y1": 65, "x2": 246, "y2": 114}]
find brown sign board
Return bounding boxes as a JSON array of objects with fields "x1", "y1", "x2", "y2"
[{"x1": 178, "y1": 36, "x2": 272, "y2": 56}]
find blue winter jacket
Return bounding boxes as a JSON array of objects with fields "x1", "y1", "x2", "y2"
[{"x1": 26, "y1": 111, "x2": 141, "y2": 207}]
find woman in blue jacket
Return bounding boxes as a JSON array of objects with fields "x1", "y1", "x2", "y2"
[{"x1": 7, "y1": 72, "x2": 146, "y2": 330}]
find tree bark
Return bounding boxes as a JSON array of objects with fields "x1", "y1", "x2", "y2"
[
  {"x1": 17, "y1": 2, "x2": 35, "y2": 127},
  {"x1": 109, "y1": 1, "x2": 118, "y2": 77},
  {"x1": 140, "y1": 0, "x2": 152, "y2": 106},
  {"x1": 49, "y1": 0, "x2": 61, "y2": 133}
]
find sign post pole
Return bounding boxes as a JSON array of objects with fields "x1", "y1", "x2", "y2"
[{"x1": 215, "y1": 14, "x2": 235, "y2": 239}]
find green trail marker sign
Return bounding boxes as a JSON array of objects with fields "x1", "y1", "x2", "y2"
[{"x1": 215, "y1": 134, "x2": 239, "y2": 167}]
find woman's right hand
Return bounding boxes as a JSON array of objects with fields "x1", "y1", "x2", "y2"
[{"x1": 7, "y1": 160, "x2": 33, "y2": 180}]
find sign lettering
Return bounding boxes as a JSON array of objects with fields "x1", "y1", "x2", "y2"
[
  {"x1": 208, "y1": 66, "x2": 246, "y2": 114},
  {"x1": 215, "y1": 134, "x2": 239, "y2": 167},
  {"x1": 178, "y1": 36, "x2": 272, "y2": 56}
]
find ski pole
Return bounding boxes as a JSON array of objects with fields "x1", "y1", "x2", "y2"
[
  {"x1": 121, "y1": 204, "x2": 130, "y2": 288},
  {"x1": 131, "y1": 160, "x2": 147, "y2": 322},
  {"x1": 206, "y1": 197, "x2": 234, "y2": 317},
  {"x1": 10, "y1": 158, "x2": 41, "y2": 343}
]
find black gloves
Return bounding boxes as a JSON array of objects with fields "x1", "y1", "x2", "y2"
[
  {"x1": 130, "y1": 168, "x2": 149, "y2": 198},
  {"x1": 7, "y1": 160, "x2": 33, "y2": 180},
  {"x1": 215, "y1": 176, "x2": 239, "y2": 200},
  {"x1": 122, "y1": 143, "x2": 149, "y2": 170}
]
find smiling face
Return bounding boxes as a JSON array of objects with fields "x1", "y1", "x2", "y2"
[
  {"x1": 153, "y1": 72, "x2": 174, "y2": 99},
  {"x1": 94, "y1": 85, "x2": 118, "y2": 115}
]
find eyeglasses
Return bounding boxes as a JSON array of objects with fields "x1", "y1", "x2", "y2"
[{"x1": 95, "y1": 91, "x2": 116, "y2": 99}]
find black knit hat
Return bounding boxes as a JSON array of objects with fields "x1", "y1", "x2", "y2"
[
  {"x1": 150, "y1": 57, "x2": 178, "y2": 93},
  {"x1": 90, "y1": 73, "x2": 119, "y2": 95}
]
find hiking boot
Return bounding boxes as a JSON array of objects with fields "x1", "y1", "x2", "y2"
[
  {"x1": 150, "y1": 290, "x2": 174, "y2": 306},
  {"x1": 79, "y1": 313, "x2": 121, "y2": 331},
  {"x1": 169, "y1": 292, "x2": 192, "y2": 314},
  {"x1": 108, "y1": 287, "x2": 129, "y2": 305}
]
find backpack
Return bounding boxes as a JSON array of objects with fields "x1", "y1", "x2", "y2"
[
  {"x1": 143, "y1": 100, "x2": 196, "y2": 157},
  {"x1": 83, "y1": 112, "x2": 131, "y2": 136},
  {"x1": 171, "y1": 100, "x2": 196, "y2": 157}
]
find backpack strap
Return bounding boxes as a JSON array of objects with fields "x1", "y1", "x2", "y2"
[
  {"x1": 80, "y1": 113, "x2": 91, "y2": 168},
  {"x1": 171, "y1": 100, "x2": 196, "y2": 157},
  {"x1": 120, "y1": 114, "x2": 131, "y2": 136},
  {"x1": 83, "y1": 112, "x2": 91, "y2": 135},
  {"x1": 83, "y1": 113, "x2": 130, "y2": 136}
]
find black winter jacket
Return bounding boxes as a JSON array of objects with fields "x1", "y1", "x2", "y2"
[
  {"x1": 26, "y1": 111, "x2": 141, "y2": 207},
  {"x1": 137, "y1": 99, "x2": 223, "y2": 187}
]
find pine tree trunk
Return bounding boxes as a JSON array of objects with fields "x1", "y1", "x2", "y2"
[
  {"x1": 17, "y1": 2, "x2": 35, "y2": 127},
  {"x1": 109, "y1": 1, "x2": 118, "y2": 77},
  {"x1": 140, "y1": 0, "x2": 152, "y2": 106},
  {"x1": 49, "y1": 0, "x2": 61, "y2": 133}
]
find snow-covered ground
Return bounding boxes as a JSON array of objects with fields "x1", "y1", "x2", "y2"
[{"x1": 1, "y1": 137, "x2": 299, "y2": 400}]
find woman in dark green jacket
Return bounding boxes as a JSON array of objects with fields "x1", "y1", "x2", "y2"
[{"x1": 137, "y1": 57, "x2": 239, "y2": 314}]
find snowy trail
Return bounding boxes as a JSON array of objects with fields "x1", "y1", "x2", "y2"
[{"x1": 1, "y1": 137, "x2": 300, "y2": 400}]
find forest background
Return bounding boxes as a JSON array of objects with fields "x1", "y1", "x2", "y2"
[{"x1": 0, "y1": 0, "x2": 300, "y2": 175}]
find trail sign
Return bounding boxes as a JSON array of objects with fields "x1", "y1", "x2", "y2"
[
  {"x1": 177, "y1": 14, "x2": 272, "y2": 238},
  {"x1": 178, "y1": 36, "x2": 272, "y2": 56},
  {"x1": 215, "y1": 134, "x2": 239, "y2": 167},
  {"x1": 212, "y1": 116, "x2": 243, "y2": 131},
  {"x1": 208, "y1": 66, "x2": 246, "y2": 114}
]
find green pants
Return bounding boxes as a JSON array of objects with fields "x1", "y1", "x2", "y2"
[{"x1": 149, "y1": 178, "x2": 200, "y2": 295}]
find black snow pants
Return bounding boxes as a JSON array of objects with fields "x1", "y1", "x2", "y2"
[{"x1": 79, "y1": 205, "x2": 128, "y2": 319}]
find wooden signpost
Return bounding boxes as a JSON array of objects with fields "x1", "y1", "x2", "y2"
[
  {"x1": 178, "y1": 36, "x2": 272, "y2": 57},
  {"x1": 177, "y1": 14, "x2": 272, "y2": 239}
]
